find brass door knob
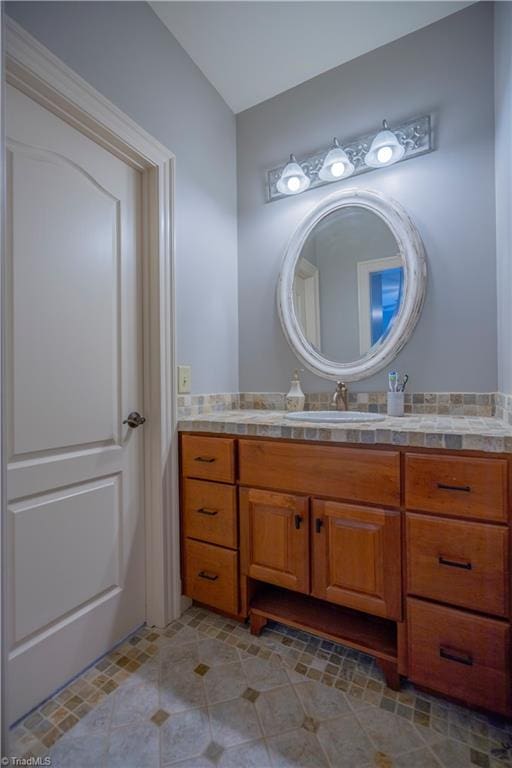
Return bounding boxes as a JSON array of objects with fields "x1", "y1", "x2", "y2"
[{"x1": 123, "y1": 411, "x2": 146, "y2": 428}]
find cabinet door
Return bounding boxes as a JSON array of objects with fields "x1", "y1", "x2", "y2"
[
  {"x1": 240, "y1": 488, "x2": 309, "y2": 593},
  {"x1": 312, "y1": 500, "x2": 401, "y2": 620}
]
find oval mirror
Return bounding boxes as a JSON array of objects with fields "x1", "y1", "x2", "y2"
[{"x1": 278, "y1": 189, "x2": 427, "y2": 381}]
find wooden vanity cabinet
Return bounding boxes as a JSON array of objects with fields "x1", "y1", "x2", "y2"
[
  {"x1": 180, "y1": 432, "x2": 512, "y2": 716},
  {"x1": 312, "y1": 501, "x2": 402, "y2": 621},
  {"x1": 239, "y1": 488, "x2": 309, "y2": 594}
]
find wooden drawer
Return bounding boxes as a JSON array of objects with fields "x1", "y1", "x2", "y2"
[
  {"x1": 407, "y1": 514, "x2": 509, "y2": 617},
  {"x1": 407, "y1": 598, "x2": 511, "y2": 715},
  {"x1": 183, "y1": 479, "x2": 237, "y2": 549},
  {"x1": 182, "y1": 435, "x2": 235, "y2": 483},
  {"x1": 405, "y1": 453, "x2": 508, "y2": 522},
  {"x1": 239, "y1": 440, "x2": 400, "y2": 507},
  {"x1": 184, "y1": 539, "x2": 238, "y2": 614}
]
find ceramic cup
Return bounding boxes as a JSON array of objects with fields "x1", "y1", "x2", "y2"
[{"x1": 387, "y1": 391, "x2": 405, "y2": 417}]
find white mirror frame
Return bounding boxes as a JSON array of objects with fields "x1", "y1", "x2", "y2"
[{"x1": 277, "y1": 188, "x2": 427, "y2": 382}]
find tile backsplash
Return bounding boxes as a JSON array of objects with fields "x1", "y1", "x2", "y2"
[
  {"x1": 495, "y1": 393, "x2": 512, "y2": 424},
  {"x1": 178, "y1": 392, "x2": 497, "y2": 418}
]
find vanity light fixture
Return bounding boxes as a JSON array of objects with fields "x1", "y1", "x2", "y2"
[
  {"x1": 318, "y1": 138, "x2": 354, "y2": 181},
  {"x1": 276, "y1": 154, "x2": 311, "y2": 195},
  {"x1": 364, "y1": 119, "x2": 405, "y2": 168},
  {"x1": 267, "y1": 114, "x2": 432, "y2": 202}
]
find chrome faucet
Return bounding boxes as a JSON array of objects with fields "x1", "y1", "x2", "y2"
[{"x1": 332, "y1": 381, "x2": 349, "y2": 411}]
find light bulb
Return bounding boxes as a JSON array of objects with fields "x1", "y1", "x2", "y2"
[
  {"x1": 330, "y1": 161, "x2": 345, "y2": 178},
  {"x1": 377, "y1": 146, "x2": 393, "y2": 164},
  {"x1": 276, "y1": 154, "x2": 311, "y2": 195},
  {"x1": 318, "y1": 139, "x2": 354, "y2": 182}
]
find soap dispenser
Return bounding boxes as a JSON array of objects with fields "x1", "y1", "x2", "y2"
[{"x1": 286, "y1": 369, "x2": 305, "y2": 412}]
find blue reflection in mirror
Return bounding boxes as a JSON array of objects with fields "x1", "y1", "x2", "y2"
[{"x1": 370, "y1": 267, "x2": 404, "y2": 345}]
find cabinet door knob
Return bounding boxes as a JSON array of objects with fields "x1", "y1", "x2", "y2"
[
  {"x1": 315, "y1": 518, "x2": 324, "y2": 534},
  {"x1": 294, "y1": 514, "x2": 303, "y2": 530}
]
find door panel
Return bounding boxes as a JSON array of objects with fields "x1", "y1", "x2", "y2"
[
  {"x1": 10, "y1": 477, "x2": 121, "y2": 642},
  {"x1": 312, "y1": 500, "x2": 402, "y2": 620},
  {"x1": 8, "y1": 147, "x2": 120, "y2": 456},
  {"x1": 6, "y1": 84, "x2": 144, "y2": 722},
  {"x1": 240, "y1": 488, "x2": 309, "y2": 593}
]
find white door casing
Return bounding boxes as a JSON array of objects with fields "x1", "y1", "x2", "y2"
[{"x1": 4, "y1": 19, "x2": 179, "y2": 726}]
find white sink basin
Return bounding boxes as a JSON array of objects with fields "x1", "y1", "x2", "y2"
[{"x1": 285, "y1": 410, "x2": 386, "y2": 423}]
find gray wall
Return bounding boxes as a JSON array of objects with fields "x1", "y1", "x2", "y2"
[
  {"x1": 237, "y1": 2, "x2": 497, "y2": 393},
  {"x1": 6, "y1": 1, "x2": 238, "y2": 394},
  {"x1": 495, "y1": 1, "x2": 512, "y2": 395}
]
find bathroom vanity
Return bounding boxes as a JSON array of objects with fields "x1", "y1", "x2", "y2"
[
  {"x1": 179, "y1": 427, "x2": 512, "y2": 717},
  {"x1": 180, "y1": 183, "x2": 512, "y2": 717}
]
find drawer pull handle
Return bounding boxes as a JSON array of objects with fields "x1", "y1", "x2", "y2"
[
  {"x1": 315, "y1": 518, "x2": 324, "y2": 534},
  {"x1": 438, "y1": 556, "x2": 472, "y2": 570},
  {"x1": 295, "y1": 514, "x2": 303, "y2": 530},
  {"x1": 437, "y1": 482, "x2": 471, "y2": 493},
  {"x1": 196, "y1": 507, "x2": 219, "y2": 516},
  {"x1": 439, "y1": 646, "x2": 473, "y2": 666},
  {"x1": 198, "y1": 570, "x2": 218, "y2": 581},
  {"x1": 195, "y1": 456, "x2": 216, "y2": 463}
]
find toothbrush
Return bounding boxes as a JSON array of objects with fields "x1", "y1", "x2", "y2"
[
  {"x1": 400, "y1": 374, "x2": 409, "y2": 392},
  {"x1": 388, "y1": 371, "x2": 398, "y2": 392}
]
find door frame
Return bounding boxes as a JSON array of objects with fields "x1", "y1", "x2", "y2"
[{"x1": 3, "y1": 17, "x2": 180, "y2": 635}]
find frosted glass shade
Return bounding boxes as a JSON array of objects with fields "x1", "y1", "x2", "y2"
[
  {"x1": 276, "y1": 155, "x2": 311, "y2": 195},
  {"x1": 318, "y1": 140, "x2": 354, "y2": 181},
  {"x1": 365, "y1": 122, "x2": 405, "y2": 168}
]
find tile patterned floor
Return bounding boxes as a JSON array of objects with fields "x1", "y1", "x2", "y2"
[{"x1": 8, "y1": 606, "x2": 512, "y2": 767}]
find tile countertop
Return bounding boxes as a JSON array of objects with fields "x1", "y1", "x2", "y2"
[{"x1": 177, "y1": 409, "x2": 512, "y2": 453}]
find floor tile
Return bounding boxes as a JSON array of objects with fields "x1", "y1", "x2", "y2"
[
  {"x1": 431, "y1": 737, "x2": 476, "y2": 768},
  {"x1": 209, "y1": 697, "x2": 262, "y2": 747},
  {"x1": 198, "y1": 638, "x2": 240, "y2": 667},
  {"x1": 106, "y1": 723, "x2": 159, "y2": 768},
  {"x1": 203, "y1": 661, "x2": 247, "y2": 704},
  {"x1": 161, "y1": 666, "x2": 207, "y2": 713},
  {"x1": 255, "y1": 684, "x2": 306, "y2": 737},
  {"x1": 49, "y1": 733, "x2": 107, "y2": 768},
  {"x1": 242, "y1": 655, "x2": 289, "y2": 691},
  {"x1": 357, "y1": 706, "x2": 425, "y2": 756},
  {"x1": 394, "y1": 747, "x2": 444, "y2": 767},
  {"x1": 160, "y1": 707, "x2": 211, "y2": 765},
  {"x1": 267, "y1": 728, "x2": 330, "y2": 768},
  {"x1": 68, "y1": 695, "x2": 113, "y2": 737},
  {"x1": 160, "y1": 642, "x2": 199, "y2": 677},
  {"x1": 160, "y1": 626, "x2": 199, "y2": 646},
  {"x1": 295, "y1": 679, "x2": 351, "y2": 720},
  {"x1": 169, "y1": 759, "x2": 214, "y2": 768},
  {"x1": 316, "y1": 712, "x2": 374, "y2": 767},
  {"x1": 111, "y1": 680, "x2": 159, "y2": 727},
  {"x1": 219, "y1": 738, "x2": 272, "y2": 768},
  {"x1": 11, "y1": 604, "x2": 509, "y2": 768}
]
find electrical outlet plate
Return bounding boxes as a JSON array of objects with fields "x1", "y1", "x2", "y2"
[{"x1": 178, "y1": 365, "x2": 191, "y2": 394}]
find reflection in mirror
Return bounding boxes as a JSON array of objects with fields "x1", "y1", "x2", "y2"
[{"x1": 293, "y1": 206, "x2": 403, "y2": 363}]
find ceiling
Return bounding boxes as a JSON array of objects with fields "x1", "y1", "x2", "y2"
[{"x1": 150, "y1": 1, "x2": 475, "y2": 113}]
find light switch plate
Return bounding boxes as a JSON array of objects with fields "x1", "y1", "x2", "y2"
[{"x1": 178, "y1": 365, "x2": 191, "y2": 394}]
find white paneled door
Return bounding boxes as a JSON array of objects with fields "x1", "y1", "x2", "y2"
[{"x1": 6, "y1": 84, "x2": 145, "y2": 723}]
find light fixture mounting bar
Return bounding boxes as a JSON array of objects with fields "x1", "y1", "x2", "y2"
[{"x1": 266, "y1": 114, "x2": 432, "y2": 202}]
